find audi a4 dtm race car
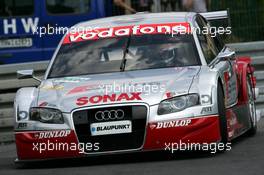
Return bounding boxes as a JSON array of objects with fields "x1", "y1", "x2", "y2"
[{"x1": 14, "y1": 11, "x2": 258, "y2": 162}]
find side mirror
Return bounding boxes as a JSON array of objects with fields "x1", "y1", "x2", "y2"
[
  {"x1": 218, "y1": 51, "x2": 236, "y2": 61},
  {"x1": 17, "y1": 69, "x2": 41, "y2": 82},
  {"x1": 209, "y1": 50, "x2": 236, "y2": 68},
  {"x1": 17, "y1": 70, "x2": 33, "y2": 79}
]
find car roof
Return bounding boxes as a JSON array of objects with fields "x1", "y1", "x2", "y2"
[{"x1": 74, "y1": 12, "x2": 197, "y2": 29}]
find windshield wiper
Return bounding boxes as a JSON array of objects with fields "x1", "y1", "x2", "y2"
[{"x1": 120, "y1": 34, "x2": 132, "y2": 72}]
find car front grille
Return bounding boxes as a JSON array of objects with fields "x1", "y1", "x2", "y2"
[{"x1": 72, "y1": 105, "x2": 148, "y2": 153}]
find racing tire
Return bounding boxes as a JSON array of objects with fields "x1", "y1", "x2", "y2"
[
  {"x1": 217, "y1": 82, "x2": 228, "y2": 146},
  {"x1": 246, "y1": 74, "x2": 257, "y2": 136}
]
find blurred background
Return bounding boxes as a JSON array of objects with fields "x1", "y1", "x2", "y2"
[
  {"x1": 110, "y1": 0, "x2": 264, "y2": 42},
  {"x1": 109, "y1": 0, "x2": 264, "y2": 42}
]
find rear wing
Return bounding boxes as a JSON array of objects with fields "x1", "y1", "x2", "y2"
[
  {"x1": 200, "y1": 10, "x2": 229, "y2": 20},
  {"x1": 200, "y1": 9, "x2": 231, "y2": 26}
]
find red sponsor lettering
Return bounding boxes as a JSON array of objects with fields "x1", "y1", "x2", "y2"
[
  {"x1": 63, "y1": 23, "x2": 190, "y2": 44},
  {"x1": 103, "y1": 94, "x2": 117, "y2": 102},
  {"x1": 76, "y1": 97, "x2": 88, "y2": 106},
  {"x1": 117, "y1": 93, "x2": 130, "y2": 101},
  {"x1": 89, "y1": 95, "x2": 103, "y2": 103},
  {"x1": 76, "y1": 93, "x2": 142, "y2": 106},
  {"x1": 130, "y1": 92, "x2": 142, "y2": 100}
]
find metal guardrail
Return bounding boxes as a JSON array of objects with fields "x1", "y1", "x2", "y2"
[{"x1": 0, "y1": 42, "x2": 264, "y2": 143}]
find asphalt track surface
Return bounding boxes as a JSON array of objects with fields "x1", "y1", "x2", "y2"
[{"x1": 0, "y1": 119, "x2": 263, "y2": 175}]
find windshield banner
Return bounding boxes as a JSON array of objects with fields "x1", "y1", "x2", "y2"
[{"x1": 63, "y1": 22, "x2": 190, "y2": 44}]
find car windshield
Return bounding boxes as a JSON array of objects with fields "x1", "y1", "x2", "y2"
[{"x1": 48, "y1": 34, "x2": 200, "y2": 78}]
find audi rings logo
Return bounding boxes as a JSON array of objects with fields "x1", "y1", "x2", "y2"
[{"x1": 95, "y1": 109, "x2": 125, "y2": 121}]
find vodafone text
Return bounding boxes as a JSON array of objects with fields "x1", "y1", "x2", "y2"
[{"x1": 63, "y1": 23, "x2": 190, "y2": 44}]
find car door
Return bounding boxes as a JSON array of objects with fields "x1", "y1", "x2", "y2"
[{"x1": 195, "y1": 15, "x2": 238, "y2": 107}]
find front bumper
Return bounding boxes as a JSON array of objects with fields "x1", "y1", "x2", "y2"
[{"x1": 15, "y1": 115, "x2": 221, "y2": 161}]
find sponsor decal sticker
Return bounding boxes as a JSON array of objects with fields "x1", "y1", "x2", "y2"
[
  {"x1": 34, "y1": 130, "x2": 71, "y2": 139},
  {"x1": 63, "y1": 23, "x2": 190, "y2": 44},
  {"x1": 39, "y1": 102, "x2": 48, "y2": 107},
  {"x1": 40, "y1": 85, "x2": 64, "y2": 90},
  {"x1": 150, "y1": 124, "x2": 156, "y2": 130},
  {"x1": 165, "y1": 91, "x2": 188, "y2": 99},
  {"x1": 201, "y1": 106, "x2": 212, "y2": 114},
  {"x1": 17, "y1": 123, "x2": 27, "y2": 129},
  {"x1": 90, "y1": 120, "x2": 132, "y2": 136},
  {"x1": 76, "y1": 92, "x2": 142, "y2": 106},
  {"x1": 150, "y1": 119, "x2": 191, "y2": 129},
  {"x1": 38, "y1": 102, "x2": 57, "y2": 107},
  {"x1": 67, "y1": 84, "x2": 101, "y2": 95}
]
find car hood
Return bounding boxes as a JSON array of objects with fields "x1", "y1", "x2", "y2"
[{"x1": 37, "y1": 67, "x2": 200, "y2": 112}]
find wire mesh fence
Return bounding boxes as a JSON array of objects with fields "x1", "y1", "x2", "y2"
[
  {"x1": 210, "y1": 0, "x2": 264, "y2": 42},
  {"x1": 109, "y1": 0, "x2": 264, "y2": 42}
]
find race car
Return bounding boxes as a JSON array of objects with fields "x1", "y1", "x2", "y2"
[{"x1": 14, "y1": 11, "x2": 258, "y2": 162}]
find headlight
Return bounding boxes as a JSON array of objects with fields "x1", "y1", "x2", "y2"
[
  {"x1": 158, "y1": 94, "x2": 199, "y2": 115},
  {"x1": 30, "y1": 108, "x2": 64, "y2": 124}
]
